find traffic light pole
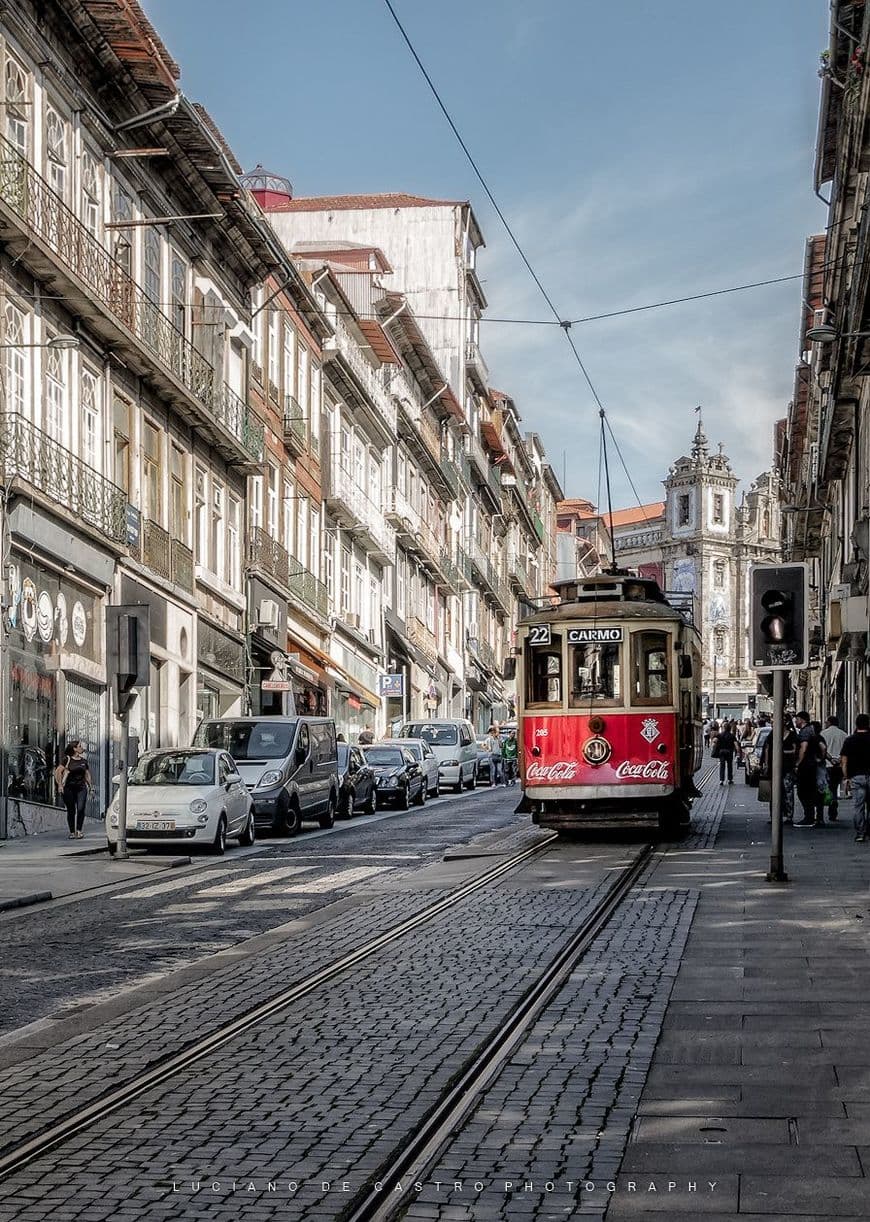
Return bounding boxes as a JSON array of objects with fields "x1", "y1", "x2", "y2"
[
  {"x1": 766, "y1": 668, "x2": 789, "y2": 883},
  {"x1": 115, "y1": 709, "x2": 131, "y2": 861}
]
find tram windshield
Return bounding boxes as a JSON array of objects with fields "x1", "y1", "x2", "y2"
[
  {"x1": 632, "y1": 630, "x2": 671, "y2": 704},
  {"x1": 569, "y1": 643, "x2": 621, "y2": 706}
]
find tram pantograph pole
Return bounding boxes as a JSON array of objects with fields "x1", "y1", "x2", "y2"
[{"x1": 766, "y1": 668, "x2": 788, "y2": 883}]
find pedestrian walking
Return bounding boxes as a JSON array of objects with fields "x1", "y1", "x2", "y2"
[
  {"x1": 357, "y1": 725, "x2": 374, "y2": 746},
  {"x1": 502, "y1": 728, "x2": 518, "y2": 785},
  {"x1": 840, "y1": 713, "x2": 870, "y2": 842},
  {"x1": 795, "y1": 711, "x2": 825, "y2": 826},
  {"x1": 782, "y1": 715, "x2": 798, "y2": 823},
  {"x1": 703, "y1": 718, "x2": 711, "y2": 748},
  {"x1": 54, "y1": 741, "x2": 91, "y2": 839},
  {"x1": 822, "y1": 715, "x2": 847, "y2": 822},
  {"x1": 716, "y1": 720, "x2": 736, "y2": 785},
  {"x1": 738, "y1": 718, "x2": 754, "y2": 769},
  {"x1": 485, "y1": 726, "x2": 503, "y2": 786}
]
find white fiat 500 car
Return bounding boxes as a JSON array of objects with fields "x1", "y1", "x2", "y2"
[{"x1": 106, "y1": 748, "x2": 254, "y2": 856}]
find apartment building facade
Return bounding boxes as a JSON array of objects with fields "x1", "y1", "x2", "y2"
[{"x1": 780, "y1": 0, "x2": 870, "y2": 725}]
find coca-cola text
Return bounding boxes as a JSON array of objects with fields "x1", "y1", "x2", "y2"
[
  {"x1": 526, "y1": 761, "x2": 579, "y2": 781},
  {"x1": 614, "y1": 759, "x2": 670, "y2": 780}
]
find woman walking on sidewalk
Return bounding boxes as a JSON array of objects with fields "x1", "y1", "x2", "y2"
[
  {"x1": 717, "y1": 721, "x2": 736, "y2": 785},
  {"x1": 841, "y1": 714, "x2": 870, "y2": 842},
  {"x1": 55, "y1": 741, "x2": 92, "y2": 839}
]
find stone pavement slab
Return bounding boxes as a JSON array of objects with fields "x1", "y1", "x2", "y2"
[{"x1": 604, "y1": 770, "x2": 870, "y2": 1219}]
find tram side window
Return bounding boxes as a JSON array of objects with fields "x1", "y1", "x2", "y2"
[
  {"x1": 569, "y1": 643, "x2": 621, "y2": 707},
  {"x1": 528, "y1": 640, "x2": 562, "y2": 705},
  {"x1": 633, "y1": 631, "x2": 671, "y2": 705}
]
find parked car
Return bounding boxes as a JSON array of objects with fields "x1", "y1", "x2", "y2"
[
  {"x1": 194, "y1": 716, "x2": 339, "y2": 836},
  {"x1": 337, "y1": 743, "x2": 377, "y2": 818},
  {"x1": 744, "y1": 727, "x2": 772, "y2": 787},
  {"x1": 476, "y1": 740, "x2": 495, "y2": 785},
  {"x1": 363, "y1": 745, "x2": 426, "y2": 809},
  {"x1": 399, "y1": 720, "x2": 477, "y2": 792},
  {"x1": 106, "y1": 748, "x2": 254, "y2": 856},
  {"x1": 381, "y1": 737, "x2": 440, "y2": 796}
]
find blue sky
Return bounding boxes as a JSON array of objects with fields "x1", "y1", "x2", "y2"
[{"x1": 145, "y1": 0, "x2": 827, "y2": 508}]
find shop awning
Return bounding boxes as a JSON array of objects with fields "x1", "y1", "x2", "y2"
[{"x1": 326, "y1": 663, "x2": 380, "y2": 709}]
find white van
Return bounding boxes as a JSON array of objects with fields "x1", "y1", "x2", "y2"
[{"x1": 398, "y1": 719, "x2": 477, "y2": 792}]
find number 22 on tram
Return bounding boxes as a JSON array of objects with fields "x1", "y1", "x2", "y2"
[{"x1": 515, "y1": 573, "x2": 703, "y2": 833}]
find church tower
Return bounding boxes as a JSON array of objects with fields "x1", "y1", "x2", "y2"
[{"x1": 662, "y1": 415, "x2": 743, "y2": 713}]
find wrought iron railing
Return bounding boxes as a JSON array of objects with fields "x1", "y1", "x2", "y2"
[
  {"x1": 323, "y1": 315, "x2": 397, "y2": 434},
  {"x1": 142, "y1": 518, "x2": 171, "y2": 581},
  {"x1": 248, "y1": 525, "x2": 290, "y2": 589},
  {"x1": 288, "y1": 559, "x2": 328, "y2": 619},
  {"x1": 465, "y1": 338, "x2": 489, "y2": 386},
  {"x1": 0, "y1": 412, "x2": 126, "y2": 543},
  {"x1": 408, "y1": 616, "x2": 438, "y2": 666},
  {"x1": 172, "y1": 539, "x2": 194, "y2": 592},
  {"x1": 438, "y1": 456, "x2": 461, "y2": 500},
  {"x1": 0, "y1": 133, "x2": 263, "y2": 463},
  {"x1": 467, "y1": 433, "x2": 503, "y2": 501},
  {"x1": 283, "y1": 395, "x2": 307, "y2": 451},
  {"x1": 478, "y1": 639, "x2": 498, "y2": 674},
  {"x1": 507, "y1": 550, "x2": 531, "y2": 593},
  {"x1": 438, "y1": 549, "x2": 463, "y2": 591}
]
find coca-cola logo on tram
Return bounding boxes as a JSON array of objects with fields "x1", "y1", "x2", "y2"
[{"x1": 522, "y1": 713, "x2": 675, "y2": 786}]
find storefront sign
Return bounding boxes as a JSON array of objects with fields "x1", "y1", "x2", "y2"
[{"x1": 7, "y1": 559, "x2": 99, "y2": 662}]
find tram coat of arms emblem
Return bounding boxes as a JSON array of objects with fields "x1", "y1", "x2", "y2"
[{"x1": 640, "y1": 717, "x2": 660, "y2": 744}]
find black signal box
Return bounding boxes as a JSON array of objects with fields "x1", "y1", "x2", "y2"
[{"x1": 749, "y1": 563, "x2": 808, "y2": 672}]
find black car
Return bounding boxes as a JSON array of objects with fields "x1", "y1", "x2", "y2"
[
  {"x1": 744, "y1": 727, "x2": 772, "y2": 787},
  {"x1": 363, "y1": 746, "x2": 426, "y2": 809},
  {"x1": 337, "y1": 744, "x2": 377, "y2": 818}
]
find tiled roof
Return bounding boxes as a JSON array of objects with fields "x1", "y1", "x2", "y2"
[
  {"x1": 262, "y1": 192, "x2": 464, "y2": 213},
  {"x1": 604, "y1": 502, "x2": 665, "y2": 529}
]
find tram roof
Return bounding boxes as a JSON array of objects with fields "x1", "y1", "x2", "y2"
[{"x1": 521, "y1": 573, "x2": 696, "y2": 628}]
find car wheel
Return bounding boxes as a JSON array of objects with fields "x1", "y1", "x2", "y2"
[
  {"x1": 431, "y1": 778, "x2": 440, "y2": 797},
  {"x1": 107, "y1": 839, "x2": 117, "y2": 857},
  {"x1": 364, "y1": 787, "x2": 377, "y2": 815},
  {"x1": 399, "y1": 784, "x2": 410, "y2": 811},
  {"x1": 338, "y1": 791, "x2": 353, "y2": 820},
  {"x1": 465, "y1": 766, "x2": 476, "y2": 790},
  {"x1": 283, "y1": 803, "x2": 302, "y2": 837},
  {"x1": 414, "y1": 780, "x2": 426, "y2": 807},
  {"x1": 318, "y1": 795, "x2": 336, "y2": 830},
  {"x1": 211, "y1": 815, "x2": 228, "y2": 856},
  {"x1": 238, "y1": 812, "x2": 256, "y2": 846}
]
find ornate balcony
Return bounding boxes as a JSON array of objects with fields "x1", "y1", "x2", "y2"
[
  {"x1": 247, "y1": 525, "x2": 291, "y2": 589},
  {"x1": 0, "y1": 412, "x2": 126, "y2": 545},
  {"x1": 288, "y1": 561, "x2": 328, "y2": 621},
  {"x1": 466, "y1": 537, "x2": 512, "y2": 614},
  {"x1": 407, "y1": 616, "x2": 438, "y2": 667},
  {"x1": 322, "y1": 315, "x2": 396, "y2": 445},
  {"x1": 465, "y1": 339, "x2": 489, "y2": 394},
  {"x1": 507, "y1": 550, "x2": 533, "y2": 597},
  {"x1": 467, "y1": 433, "x2": 503, "y2": 508},
  {"x1": 137, "y1": 518, "x2": 194, "y2": 591},
  {"x1": 283, "y1": 394, "x2": 307, "y2": 458},
  {"x1": 0, "y1": 134, "x2": 263, "y2": 466},
  {"x1": 326, "y1": 463, "x2": 394, "y2": 566}
]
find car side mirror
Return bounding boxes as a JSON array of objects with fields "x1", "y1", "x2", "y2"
[{"x1": 295, "y1": 744, "x2": 307, "y2": 765}]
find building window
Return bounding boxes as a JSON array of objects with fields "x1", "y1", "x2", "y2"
[
  {"x1": 283, "y1": 478, "x2": 293, "y2": 553},
  {"x1": 340, "y1": 547, "x2": 351, "y2": 614},
  {"x1": 297, "y1": 343, "x2": 309, "y2": 422},
  {"x1": 266, "y1": 463, "x2": 278, "y2": 537},
  {"x1": 4, "y1": 56, "x2": 30, "y2": 156},
  {"x1": 143, "y1": 227, "x2": 161, "y2": 304},
  {"x1": 211, "y1": 483, "x2": 224, "y2": 578},
  {"x1": 112, "y1": 185, "x2": 134, "y2": 276},
  {"x1": 113, "y1": 397, "x2": 131, "y2": 495},
  {"x1": 43, "y1": 341, "x2": 67, "y2": 442},
  {"x1": 713, "y1": 558, "x2": 726, "y2": 589},
  {"x1": 250, "y1": 475, "x2": 263, "y2": 533},
  {"x1": 170, "y1": 252, "x2": 187, "y2": 336},
  {"x1": 631, "y1": 630, "x2": 670, "y2": 705},
  {"x1": 227, "y1": 494, "x2": 241, "y2": 587},
  {"x1": 142, "y1": 420, "x2": 161, "y2": 520},
  {"x1": 194, "y1": 467, "x2": 207, "y2": 565},
  {"x1": 80, "y1": 149, "x2": 101, "y2": 237},
  {"x1": 80, "y1": 368, "x2": 101, "y2": 472},
  {"x1": 712, "y1": 493, "x2": 724, "y2": 525},
  {"x1": 323, "y1": 532, "x2": 335, "y2": 606},
  {"x1": 3, "y1": 301, "x2": 27, "y2": 417},
  {"x1": 310, "y1": 507, "x2": 320, "y2": 579},
  {"x1": 170, "y1": 444, "x2": 187, "y2": 542},
  {"x1": 678, "y1": 493, "x2": 690, "y2": 526},
  {"x1": 283, "y1": 326, "x2": 295, "y2": 400},
  {"x1": 297, "y1": 495, "x2": 308, "y2": 568},
  {"x1": 268, "y1": 310, "x2": 280, "y2": 392},
  {"x1": 45, "y1": 106, "x2": 68, "y2": 201}
]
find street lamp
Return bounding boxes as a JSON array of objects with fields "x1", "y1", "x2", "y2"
[{"x1": 0, "y1": 333, "x2": 80, "y2": 350}]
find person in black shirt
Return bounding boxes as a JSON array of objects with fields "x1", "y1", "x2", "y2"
[
  {"x1": 841, "y1": 714, "x2": 870, "y2": 842},
  {"x1": 716, "y1": 721, "x2": 736, "y2": 785},
  {"x1": 795, "y1": 711, "x2": 824, "y2": 826},
  {"x1": 54, "y1": 741, "x2": 92, "y2": 839}
]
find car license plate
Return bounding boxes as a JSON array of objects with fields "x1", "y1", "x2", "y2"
[{"x1": 135, "y1": 819, "x2": 175, "y2": 831}]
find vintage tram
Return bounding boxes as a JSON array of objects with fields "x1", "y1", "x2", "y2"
[{"x1": 515, "y1": 572, "x2": 703, "y2": 833}]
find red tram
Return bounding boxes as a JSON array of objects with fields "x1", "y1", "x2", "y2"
[{"x1": 515, "y1": 572, "x2": 703, "y2": 833}]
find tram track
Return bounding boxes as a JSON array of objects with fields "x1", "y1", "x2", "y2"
[
  {"x1": 344, "y1": 841, "x2": 655, "y2": 1222},
  {"x1": 0, "y1": 832, "x2": 558, "y2": 1183}
]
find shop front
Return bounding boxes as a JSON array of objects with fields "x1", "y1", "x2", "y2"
[
  {"x1": 196, "y1": 618, "x2": 246, "y2": 725},
  {"x1": 4, "y1": 551, "x2": 107, "y2": 836}
]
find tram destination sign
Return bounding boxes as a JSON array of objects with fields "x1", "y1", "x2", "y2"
[{"x1": 567, "y1": 627, "x2": 623, "y2": 644}]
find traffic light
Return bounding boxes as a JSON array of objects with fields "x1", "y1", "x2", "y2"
[{"x1": 749, "y1": 563, "x2": 808, "y2": 672}]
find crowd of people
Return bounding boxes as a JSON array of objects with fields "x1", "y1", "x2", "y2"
[{"x1": 704, "y1": 711, "x2": 870, "y2": 841}]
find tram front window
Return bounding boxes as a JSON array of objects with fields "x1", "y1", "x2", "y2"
[
  {"x1": 633, "y1": 631, "x2": 671, "y2": 704},
  {"x1": 528, "y1": 641, "x2": 562, "y2": 705},
  {"x1": 569, "y1": 644, "x2": 621, "y2": 706}
]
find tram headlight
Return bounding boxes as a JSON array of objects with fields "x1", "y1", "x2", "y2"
[{"x1": 588, "y1": 715, "x2": 606, "y2": 734}]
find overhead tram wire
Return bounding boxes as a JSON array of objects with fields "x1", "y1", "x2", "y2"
[{"x1": 380, "y1": 0, "x2": 683, "y2": 505}]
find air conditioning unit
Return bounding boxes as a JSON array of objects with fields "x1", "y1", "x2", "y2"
[{"x1": 257, "y1": 599, "x2": 280, "y2": 631}]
